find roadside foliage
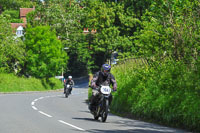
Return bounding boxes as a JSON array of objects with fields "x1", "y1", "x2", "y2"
[
  {"x1": 111, "y1": 0, "x2": 200, "y2": 132},
  {"x1": 111, "y1": 58, "x2": 200, "y2": 132}
]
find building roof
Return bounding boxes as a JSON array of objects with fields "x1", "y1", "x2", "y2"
[
  {"x1": 17, "y1": 25, "x2": 24, "y2": 30},
  {"x1": 11, "y1": 23, "x2": 26, "y2": 32},
  {"x1": 20, "y1": 8, "x2": 35, "y2": 17}
]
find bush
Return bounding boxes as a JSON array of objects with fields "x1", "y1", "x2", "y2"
[{"x1": 111, "y1": 58, "x2": 200, "y2": 132}]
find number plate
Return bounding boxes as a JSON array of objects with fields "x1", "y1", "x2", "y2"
[{"x1": 100, "y1": 86, "x2": 111, "y2": 94}]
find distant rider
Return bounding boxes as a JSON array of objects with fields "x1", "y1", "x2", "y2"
[
  {"x1": 64, "y1": 76, "x2": 74, "y2": 94},
  {"x1": 89, "y1": 64, "x2": 117, "y2": 111}
]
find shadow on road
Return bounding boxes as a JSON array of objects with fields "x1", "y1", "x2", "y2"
[
  {"x1": 87, "y1": 129, "x2": 171, "y2": 133},
  {"x1": 86, "y1": 119, "x2": 185, "y2": 133},
  {"x1": 72, "y1": 117, "x2": 100, "y2": 123},
  {"x1": 72, "y1": 116, "x2": 184, "y2": 133},
  {"x1": 74, "y1": 110, "x2": 186, "y2": 133}
]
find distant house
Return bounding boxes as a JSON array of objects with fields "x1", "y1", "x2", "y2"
[
  {"x1": 10, "y1": 7, "x2": 35, "y2": 37},
  {"x1": 11, "y1": 23, "x2": 26, "y2": 37},
  {"x1": 20, "y1": 7, "x2": 35, "y2": 23}
]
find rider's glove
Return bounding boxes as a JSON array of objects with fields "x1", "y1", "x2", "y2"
[{"x1": 113, "y1": 86, "x2": 117, "y2": 92}]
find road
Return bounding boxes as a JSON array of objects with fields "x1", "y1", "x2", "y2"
[{"x1": 0, "y1": 83, "x2": 189, "y2": 133}]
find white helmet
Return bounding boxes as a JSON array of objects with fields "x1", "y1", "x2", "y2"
[{"x1": 68, "y1": 76, "x2": 72, "y2": 79}]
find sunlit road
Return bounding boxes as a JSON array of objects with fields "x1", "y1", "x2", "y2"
[{"x1": 0, "y1": 83, "x2": 189, "y2": 133}]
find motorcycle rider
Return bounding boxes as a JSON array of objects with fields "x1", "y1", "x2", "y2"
[
  {"x1": 64, "y1": 76, "x2": 74, "y2": 94},
  {"x1": 89, "y1": 64, "x2": 117, "y2": 111}
]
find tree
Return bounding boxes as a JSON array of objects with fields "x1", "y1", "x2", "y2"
[
  {"x1": 24, "y1": 26, "x2": 68, "y2": 78},
  {"x1": 134, "y1": 0, "x2": 200, "y2": 63},
  {"x1": 27, "y1": 0, "x2": 88, "y2": 75},
  {"x1": 82, "y1": 1, "x2": 134, "y2": 63},
  {"x1": 0, "y1": 0, "x2": 35, "y2": 10},
  {"x1": 0, "y1": 15, "x2": 25, "y2": 73}
]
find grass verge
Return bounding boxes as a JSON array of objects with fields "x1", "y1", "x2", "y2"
[
  {"x1": 0, "y1": 73, "x2": 63, "y2": 92},
  {"x1": 110, "y1": 58, "x2": 200, "y2": 132}
]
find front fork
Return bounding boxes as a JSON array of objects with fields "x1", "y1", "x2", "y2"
[{"x1": 99, "y1": 95, "x2": 110, "y2": 114}]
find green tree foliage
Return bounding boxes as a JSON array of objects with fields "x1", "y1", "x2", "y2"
[
  {"x1": 82, "y1": 1, "x2": 134, "y2": 65},
  {"x1": 0, "y1": 0, "x2": 35, "y2": 10},
  {"x1": 0, "y1": 15, "x2": 25, "y2": 73},
  {"x1": 27, "y1": 0, "x2": 91, "y2": 76},
  {"x1": 135, "y1": 0, "x2": 200, "y2": 63},
  {"x1": 24, "y1": 26, "x2": 68, "y2": 78},
  {"x1": 1, "y1": 10, "x2": 24, "y2": 23}
]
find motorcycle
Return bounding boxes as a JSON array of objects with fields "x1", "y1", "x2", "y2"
[
  {"x1": 64, "y1": 84, "x2": 72, "y2": 98},
  {"x1": 89, "y1": 85, "x2": 112, "y2": 122}
]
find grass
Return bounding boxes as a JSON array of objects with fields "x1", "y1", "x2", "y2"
[
  {"x1": 0, "y1": 73, "x2": 63, "y2": 92},
  {"x1": 110, "y1": 58, "x2": 200, "y2": 132}
]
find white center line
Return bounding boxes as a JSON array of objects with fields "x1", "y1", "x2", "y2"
[
  {"x1": 32, "y1": 106, "x2": 38, "y2": 110},
  {"x1": 31, "y1": 91, "x2": 86, "y2": 130},
  {"x1": 34, "y1": 99, "x2": 38, "y2": 102},
  {"x1": 38, "y1": 111, "x2": 52, "y2": 118},
  {"x1": 31, "y1": 101, "x2": 35, "y2": 105},
  {"x1": 58, "y1": 120, "x2": 85, "y2": 131}
]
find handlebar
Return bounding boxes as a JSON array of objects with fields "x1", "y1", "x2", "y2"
[{"x1": 89, "y1": 85, "x2": 116, "y2": 92}]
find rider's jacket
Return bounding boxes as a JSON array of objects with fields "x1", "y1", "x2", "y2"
[
  {"x1": 65, "y1": 79, "x2": 74, "y2": 86},
  {"x1": 91, "y1": 71, "x2": 117, "y2": 90}
]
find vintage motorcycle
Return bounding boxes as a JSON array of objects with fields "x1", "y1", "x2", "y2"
[
  {"x1": 64, "y1": 84, "x2": 72, "y2": 98},
  {"x1": 89, "y1": 85, "x2": 112, "y2": 122}
]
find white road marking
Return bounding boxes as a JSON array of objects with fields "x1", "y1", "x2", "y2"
[
  {"x1": 119, "y1": 121, "x2": 125, "y2": 124},
  {"x1": 31, "y1": 102, "x2": 35, "y2": 105},
  {"x1": 31, "y1": 91, "x2": 86, "y2": 130},
  {"x1": 34, "y1": 99, "x2": 38, "y2": 102},
  {"x1": 58, "y1": 120, "x2": 85, "y2": 131},
  {"x1": 32, "y1": 106, "x2": 38, "y2": 110},
  {"x1": 39, "y1": 111, "x2": 52, "y2": 118}
]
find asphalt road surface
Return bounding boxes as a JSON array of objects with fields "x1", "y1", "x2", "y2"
[{"x1": 0, "y1": 83, "x2": 189, "y2": 133}]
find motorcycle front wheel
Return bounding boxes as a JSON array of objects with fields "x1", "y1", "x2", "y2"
[
  {"x1": 94, "y1": 114, "x2": 99, "y2": 120},
  {"x1": 94, "y1": 106, "x2": 100, "y2": 120},
  {"x1": 65, "y1": 93, "x2": 68, "y2": 98},
  {"x1": 65, "y1": 89, "x2": 69, "y2": 98},
  {"x1": 101, "y1": 99, "x2": 109, "y2": 122}
]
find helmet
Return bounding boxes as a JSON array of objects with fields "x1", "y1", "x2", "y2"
[
  {"x1": 68, "y1": 76, "x2": 72, "y2": 79},
  {"x1": 102, "y1": 64, "x2": 111, "y2": 71},
  {"x1": 102, "y1": 64, "x2": 111, "y2": 76}
]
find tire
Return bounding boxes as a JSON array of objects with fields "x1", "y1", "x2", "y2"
[
  {"x1": 101, "y1": 99, "x2": 109, "y2": 122},
  {"x1": 93, "y1": 106, "x2": 100, "y2": 120},
  {"x1": 65, "y1": 89, "x2": 69, "y2": 98},
  {"x1": 94, "y1": 114, "x2": 99, "y2": 120},
  {"x1": 65, "y1": 93, "x2": 68, "y2": 98}
]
